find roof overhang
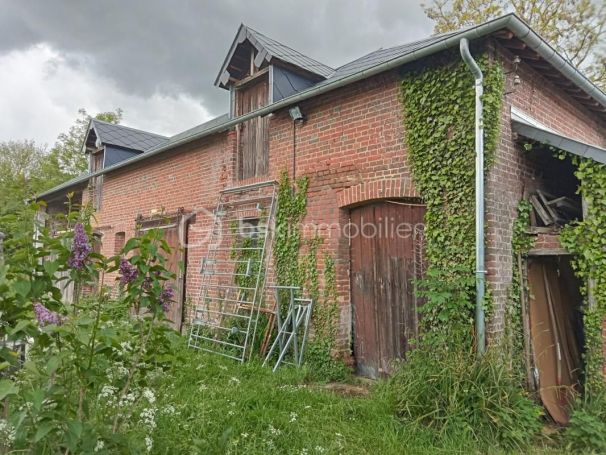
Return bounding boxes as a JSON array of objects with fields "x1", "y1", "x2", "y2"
[
  {"x1": 512, "y1": 107, "x2": 606, "y2": 164},
  {"x1": 38, "y1": 14, "x2": 606, "y2": 201}
]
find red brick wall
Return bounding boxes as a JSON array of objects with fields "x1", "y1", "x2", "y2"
[
  {"x1": 87, "y1": 42, "x2": 606, "y2": 366},
  {"x1": 90, "y1": 70, "x2": 416, "y2": 350},
  {"x1": 486, "y1": 40, "x2": 606, "y2": 352}
]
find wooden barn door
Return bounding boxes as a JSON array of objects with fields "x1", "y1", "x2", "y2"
[
  {"x1": 350, "y1": 200, "x2": 426, "y2": 378},
  {"x1": 137, "y1": 211, "x2": 189, "y2": 332}
]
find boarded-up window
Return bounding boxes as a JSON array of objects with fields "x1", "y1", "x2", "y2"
[
  {"x1": 236, "y1": 76, "x2": 269, "y2": 179},
  {"x1": 91, "y1": 151, "x2": 104, "y2": 210}
]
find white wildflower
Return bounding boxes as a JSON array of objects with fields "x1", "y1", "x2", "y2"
[
  {"x1": 227, "y1": 410, "x2": 235, "y2": 416},
  {"x1": 144, "y1": 436, "x2": 153, "y2": 453},
  {"x1": 0, "y1": 419, "x2": 16, "y2": 444},
  {"x1": 162, "y1": 404, "x2": 177, "y2": 415},
  {"x1": 118, "y1": 391, "x2": 137, "y2": 407},
  {"x1": 142, "y1": 388, "x2": 156, "y2": 404},
  {"x1": 139, "y1": 407, "x2": 157, "y2": 430},
  {"x1": 198, "y1": 383, "x2": 208, "y2": 391},
  {"x1": 315, "y1": 446, "x2": 327, "y2": 453},
  {"x1": 94, "y1": 439, "x2": 105, "y2": 452},
  {"x1": 268, "y1": 424, "x2": 281, "y2": 436},
  {"x1": 241, "y1": 432, "x2": 249, "y2": 438},
  {"x1": 300, "y1": 449, "x2": 309, "y2": 455},
  {"x1": 229, "y1": 376, "x2": 240, "y2": 385},
  {"x1": 289, "y1": 411, "x2": 298, "y2": 423},
  {"x1": 98, "y1": 385, "x2": 118, "y2": 402}
]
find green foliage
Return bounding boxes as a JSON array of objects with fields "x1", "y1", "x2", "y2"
[
  {"x1": 416, "y1": 266, "x2": 475, "y2": 346},
  {"x1": 389, "y1": 345, "x2": 543, "y2": 450},
  {"x1": 560, "y1": 157, "x2": 606, "y2": 395},
  {"x1": 45, "y1": 107, "x2": 123, "y2": 180},
  {"x1": 124, "y1": 349, "x2": 492, "y2": 454},
  {"x1": 423, "y1": 0, "x2": 606, "y2": 86},
  {"x1": 274, "y1": 170, "x2": 309, "y2": 291},
  {"x1": 1, "y1": 209, "x2": 181, "y2": 453},
  {"x1": 505, "y1": 199, "x2": 533, "y2": 373},
  {"x1": 565, "y1": 392, "x2": 606, "y2": 454},
  {"x1": 273, "y1": 171, "x2": 344, "y2": 378},
  {"x1": 401, "y1": 52, "x2": 504, "y2": 343},
  {"x1": 0, "y1": 108, "x2": 122, "y2": 247}
]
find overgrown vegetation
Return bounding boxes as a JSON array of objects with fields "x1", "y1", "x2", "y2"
[
  {"x1": 274, "y1": 172, "x2": 346, "y2": 382},
  {"x1": 401, "y1": 51, "x2": 504, "y2": 343},
  {"x1": 1, "y1": 205, "x2": 181, "y2": 453},
  {"x1": 390, "y1": 346, "x2": 543, "y2": 449}
]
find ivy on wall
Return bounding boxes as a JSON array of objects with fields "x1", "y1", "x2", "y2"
[
  {"x1": 400, "y1": 52, "x2": 504, "y2": 340},
  {"x1": 505, "y1": 200, "x2": 533, "y2": 374},
  {"x1": 274, "y1": 171, "x2": 339, "y2": 346},
  {"x1": 560, "y1": 157, "x2": 606, "y2": 395}
]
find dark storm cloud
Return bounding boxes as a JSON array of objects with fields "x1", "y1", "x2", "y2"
[{"x1": 0, "y1": 0, "x2": 432, "y2": 116}]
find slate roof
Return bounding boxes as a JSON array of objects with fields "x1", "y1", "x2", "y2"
[
  {"x1": 245, "y1": 26, "x2": 334, "y2": 78},
  {"x1": 147, "y1": 114, "x2": 230, "y2": 153},
  {"x1": 91, "y1": 119, "x2": 168, "y2": 152},
  {"x1": 321, "y1": 30, "x2": 460, "y2": 85},
  {"x1": 215, "y1": 24, "x2": 334, "y2": 87}
]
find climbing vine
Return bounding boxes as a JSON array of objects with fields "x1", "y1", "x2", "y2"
[
  {"x1": 560, "y1": 157, "x2": 606, "y2": 395},
  {"x1": 401, "y1": 51, "x2": 504, "y2": 341},
  {"x1": 505, "y1": 200, "x2": 533, "y2": 374},
  {"x1": 274, "y1": 171, "x2": 339, "y2": 348}
]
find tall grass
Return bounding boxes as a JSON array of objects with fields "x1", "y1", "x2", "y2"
[{"x1": 388, "y1": 345, "x2": 544, "y2": 450}]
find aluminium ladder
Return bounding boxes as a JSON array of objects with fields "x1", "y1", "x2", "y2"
[{"x1": 188, "y1": 181, "x2": 277, "y2": 362}]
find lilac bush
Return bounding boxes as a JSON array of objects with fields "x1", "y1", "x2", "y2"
[
  {"x1": 33, "y1": 303, "x2": 62, "y2": 326},
  {"x1": 68, "y1": 222, "x2": 92, "y2": 269},
  {"x1": 119, "y1": 257, "x2": 138, "y2": 285}
]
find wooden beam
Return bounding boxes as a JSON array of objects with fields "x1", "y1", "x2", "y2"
[
  {"x1": 494, "y1": 30, "x2": 514, "y2": 39},
  {"x1": 502, "y1": 39, "x2": 527, "y2": 50}
]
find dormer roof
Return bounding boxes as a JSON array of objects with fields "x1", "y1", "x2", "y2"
[{"x1": 215, "y1": 24, "x2": 334, "y2": 89}]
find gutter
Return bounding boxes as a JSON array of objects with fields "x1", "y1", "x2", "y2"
[
  {"x1": 38, "y1": 13, "x2": 606, "y2": 200},
  {"x1": 460, "y1": 38, "x2": 486, "y2": 357}
]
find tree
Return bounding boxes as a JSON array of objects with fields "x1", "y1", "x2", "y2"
[
  {"x1": 0, "y1": 108, "x2": 122, "y2": 240},
  {"x1": 0, "y1": 140, "x2": 46, "y2": 214},
  {"x1": 43, "y1": 107, "x2": 123, "y2": 183},
  {"x1": 423, "y1": 0, "x2": 606, "y2": 86}
]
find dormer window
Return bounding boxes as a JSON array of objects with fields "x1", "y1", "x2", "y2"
[{"x1": 216, "y1": 24, "x2": 333, "y2": 180}]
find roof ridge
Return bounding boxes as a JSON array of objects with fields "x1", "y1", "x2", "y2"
[
  {"x1": 91, "y1": 118, "x2": 169, "y2": 139},
  {"x1": 244, "y1": 24, "x2": 335, "y2": 72}
]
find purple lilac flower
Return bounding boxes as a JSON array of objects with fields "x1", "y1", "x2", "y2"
[
  {"x1": 142, "y1": 275, "x2": 152, "y2": 291},
  {"x1": 33, "y1": 303, "x2": 63, "y2": 326},
  {"x1": 118, "y1": 258, "x2": 138, "y2": 285},
  {"x1": 160, "y1": 286, "x2": 175, "y2": 312},
  {"x1": 68, "y1": 223, "x2": 92, "y2": 269}
]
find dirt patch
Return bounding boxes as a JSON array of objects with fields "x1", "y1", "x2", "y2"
[{"x1": 321, "y1": 382, "x2": 370, "y2": 397}]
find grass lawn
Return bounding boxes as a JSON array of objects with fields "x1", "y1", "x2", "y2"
[{"x1": 147, "y1": 347, "x2": 564, "y2": 454}]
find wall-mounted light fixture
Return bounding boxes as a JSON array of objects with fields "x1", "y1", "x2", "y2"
[{"x1": 289, "y1": 105, "x2": 304, "y2": 122}]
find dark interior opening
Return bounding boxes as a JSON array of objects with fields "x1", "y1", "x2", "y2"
[{"x1": 525, "y1": 145, "x2": 583, "y2": 226}]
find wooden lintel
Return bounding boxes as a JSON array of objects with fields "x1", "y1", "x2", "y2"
[
  {"x1": 503, "y1": 39, "x2": 527, "y2": 50},
  {"x1": 494, "y1": 30, "x2": 514, "y2": 40},
  {"x1": 518, "y1": 50, "x2": 541, "y2": 60},
  {"x1": 527, "y1": 248, "x2": 571, "y2": 256}
]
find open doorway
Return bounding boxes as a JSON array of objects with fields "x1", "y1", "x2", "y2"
[{"x1": 526, "y1": 255, "x2": 584, "y2": 425}]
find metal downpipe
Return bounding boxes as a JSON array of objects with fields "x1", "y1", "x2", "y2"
[{"x1": 460, "y1": 38, "x2": 486, "y2": 357}]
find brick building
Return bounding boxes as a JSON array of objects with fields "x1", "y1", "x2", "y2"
[{"x1": 39, "y1": 14, "x2": 606, "y2": 419}]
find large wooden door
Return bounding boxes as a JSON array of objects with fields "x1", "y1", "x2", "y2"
[
  {"x1": 350, "y1": 200, "x2": 426, "y2": 378},
  {"x1": 137, "y1": 212, "x2": 189, "y2": 331}
]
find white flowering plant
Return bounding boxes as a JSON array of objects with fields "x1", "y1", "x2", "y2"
[{"x1": 0, "y1": 205, "x2": 182, "y2": 453}]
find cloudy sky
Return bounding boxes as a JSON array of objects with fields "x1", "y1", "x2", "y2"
[{"x1": 0, "y1": 0, "x2": 433, "y2": 147}]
